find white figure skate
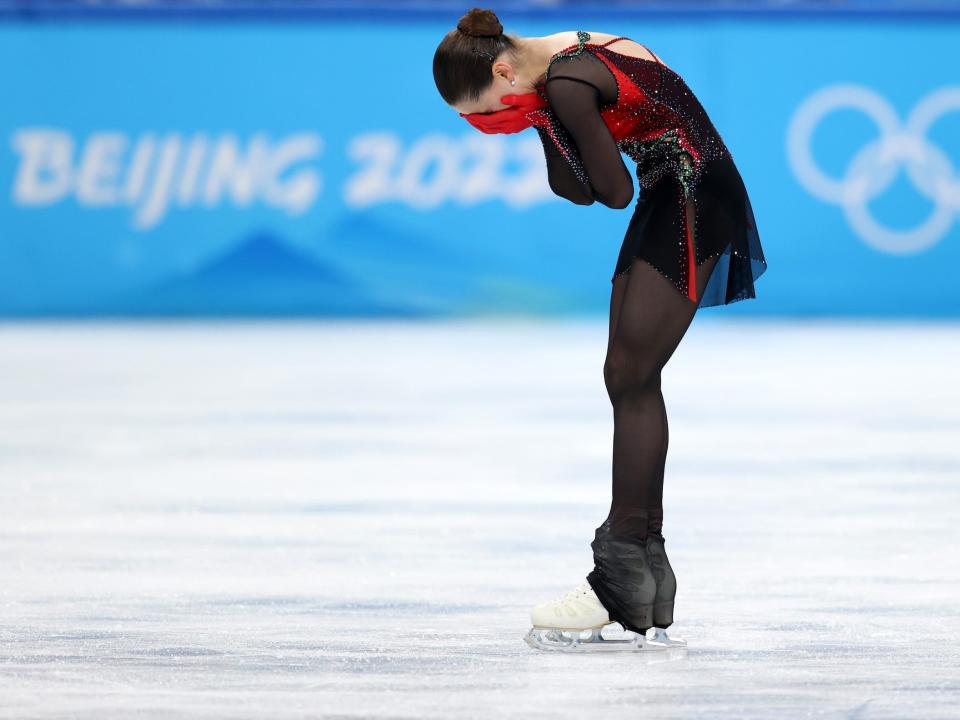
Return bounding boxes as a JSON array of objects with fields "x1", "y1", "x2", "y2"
[{"x1": 523, "y1": 580, "x2": 685, "y2": 652}]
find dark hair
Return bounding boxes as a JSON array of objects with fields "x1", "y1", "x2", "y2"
[{"x1": 433, "y1": 8, "x2": 517, "y2": 106}]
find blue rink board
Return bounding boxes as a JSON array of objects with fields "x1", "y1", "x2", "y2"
[{"x1": 1, "y1": 16, "x2": 958, "y2": 317}]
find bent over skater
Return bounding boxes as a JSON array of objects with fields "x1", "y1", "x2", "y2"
[{"x1": 433, "y1": 8, "x2": 768, "y2": 651}]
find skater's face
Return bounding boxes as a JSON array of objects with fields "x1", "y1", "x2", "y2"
[{"x1": 451, "y1": 61, "x2": 518, "y2": 115}]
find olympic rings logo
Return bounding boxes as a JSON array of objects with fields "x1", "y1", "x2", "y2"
[{"x1": 786, "y1": 84, "x2": 960, "y2": 254}]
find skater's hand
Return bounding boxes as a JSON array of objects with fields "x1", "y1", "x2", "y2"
[{"x1": 460, "y1": 92, "x2": 550, "y2": 134}]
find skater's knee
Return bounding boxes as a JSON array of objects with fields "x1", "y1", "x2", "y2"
[{"x1": 603, "y1": 348, "x2": 661, "y2": 405}]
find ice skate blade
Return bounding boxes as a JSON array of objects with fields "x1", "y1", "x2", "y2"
[
  {"x1": 524, "y1": 626, "x2": 667, "y2": 653},
  {"x1": 645, "y1": 627, "x2": 688, "y2": 648}
]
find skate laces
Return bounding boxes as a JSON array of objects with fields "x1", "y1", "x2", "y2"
[{"x1": 554, "y1": 580, "x2": 597, "y2": 607}]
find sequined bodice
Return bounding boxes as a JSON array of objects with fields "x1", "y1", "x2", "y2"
[{"x1": 540, "y1": 30, "x2": 731, "y2": 193}]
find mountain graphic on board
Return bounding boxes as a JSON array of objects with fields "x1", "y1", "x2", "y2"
[
  {"x1": 320, "y1": 213, "x2": 484, "y2": 290},
  {"x1": 317, "y1": 212, "x2": 586, "y2": 314},
  {"x1": 125, "y1": 230, "x2": 422, "y2": 317}
]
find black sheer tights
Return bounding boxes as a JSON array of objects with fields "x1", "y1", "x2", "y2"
[{"x1": 603, "y1": 229, "x2": 721, "y2": 542}]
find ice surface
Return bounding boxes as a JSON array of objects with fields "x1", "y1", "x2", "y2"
[{"x1": 0, "y1": 318, "x2": 958, "y2": 719}]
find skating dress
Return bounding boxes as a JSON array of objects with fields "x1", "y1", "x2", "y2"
[{"x1": 531, "y1": 31, "x2": 768, "y2": 307}]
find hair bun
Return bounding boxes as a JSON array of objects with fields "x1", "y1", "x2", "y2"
[{"x1": 456, "y1": 8, "x2": 503, "y2": 38}]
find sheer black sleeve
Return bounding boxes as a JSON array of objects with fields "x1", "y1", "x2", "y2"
[{"x1": 537, "y1": 53, "x2": 635, "y2": 209}]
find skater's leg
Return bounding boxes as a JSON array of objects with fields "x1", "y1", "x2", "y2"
[
  {"x1": 645, "y1": 198, "x2": 723, "y2": 535},
  {"x1": 646, "y1": 393, "x2": 667, "y2": 536},
  {"x1": 607, "y1": 269, "x2": 629, "y2": 358},
  {"x1": 603, "y1": 239, "x2": 720, "y2": 538}
]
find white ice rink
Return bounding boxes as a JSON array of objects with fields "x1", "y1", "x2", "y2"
[{"x1": 1, "y1": 318, "x2": 958, "y2": 719}]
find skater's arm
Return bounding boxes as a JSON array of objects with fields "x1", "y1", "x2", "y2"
[
  {"x1": 537, "y1": 131, "x2": 596, "y2": 206},
  {"x1": 543, "y1": 70, "x2": 634, "y2": 209}
]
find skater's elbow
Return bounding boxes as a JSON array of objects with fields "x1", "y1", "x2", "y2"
[
  {"x1": 553, "y1": 186, "x2": 595, "y2": 206},
  {"x1": 549, "y1": 178, "x2": 595, "y2": 206},
  {"x1": 567, "y1": 193, "x2": 595, "y2": 206},
  {"x1": 597, "y1": 178, "x2": 634, "y2": 209},
  {"x1": 599, "y1": 188, "x2": 633, "y2": 209}
]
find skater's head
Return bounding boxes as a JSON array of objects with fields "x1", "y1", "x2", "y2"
[{"x1": 433, "y1": 8, "x2": 524, "y2": 113}]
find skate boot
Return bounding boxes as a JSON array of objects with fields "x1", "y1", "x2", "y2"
[
  {"x1": 585, "y1": 519, "x2": 658, "y2": 636},
  {"x1": 643, "y1": 531, "x2": 687, "y2": 648},
  {"x1": 524, "y1": 579, "x2": 665, "y2": 652}
]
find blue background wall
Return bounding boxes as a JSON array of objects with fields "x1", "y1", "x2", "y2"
[{"x1": 1, "y1": 12, "x2": 958, "y2": 317}]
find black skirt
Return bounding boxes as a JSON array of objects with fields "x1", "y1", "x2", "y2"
[{"x1": 612, "y1": 152, "x2": 768, "y2": 308}]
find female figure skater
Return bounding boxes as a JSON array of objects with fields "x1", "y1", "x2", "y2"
[{"x1": 433, "y1": 8, "x2": 767, "y2": 652}]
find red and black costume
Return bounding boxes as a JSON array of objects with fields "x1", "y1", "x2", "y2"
[{"x1": 531, "y1": 31, "x2": 767, "y2": 307}]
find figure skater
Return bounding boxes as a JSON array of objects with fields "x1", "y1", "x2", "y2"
[{"x1": 433, "y1": 8, "x2": 768, "y2": 652}]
